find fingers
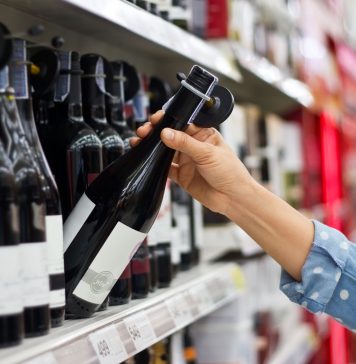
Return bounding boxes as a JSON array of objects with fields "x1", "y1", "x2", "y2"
[
  {"x1": 136, "y1": 122, "x2": 153, "y2": 138},
  {"x1": 149, "y1": 110, "x2": 165, "y2": 125},
  {"x1": 161, "y1": 128, "x2": 212, "y2": 164},
  {"x1": 130, "y1": 137, "x2": 141, "y2": 147}
]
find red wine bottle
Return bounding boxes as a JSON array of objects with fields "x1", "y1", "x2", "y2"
[
  {"x1": 131, "y1": 238, "x2": 150, "y2": 299},
  {"x1": 109, "y1": 263, "x2": 132, "y2": 305},
  {"x1": 48, "y1": 51, "x2": 103, "y2": 220},
  {"x1": 6, "y1": 42, "x2": 50, "y2": 336},
  {"x1": 150, "y1": 181, "x2": 173, "y2": 288},
  {"x1": 0, "y1": 72, "x2": 23, "y2": 346},
  {"x1": 19, "y1": 46, "x2": 66, "y2": 328},
  {"x1": 171, "y1": 183, "x2": 192, "y2": 271},
  {"x1": 63, "y1": 66, "x2": 218, "y2": 317},
  {"x1": 105, "y1": 61, "x2": 136, "y2": 152},
  {"x1": 81, "y1": 54, "x2": 124, "y2": 166}
]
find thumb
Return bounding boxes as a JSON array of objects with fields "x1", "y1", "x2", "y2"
[{"x1": 161, "y1": 128, "x2": 210, "y2": 163}]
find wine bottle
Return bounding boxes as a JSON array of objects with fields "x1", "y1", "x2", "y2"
[
  {"x1": 133, "y1": 73, "x2": 150, "y2": 129},
  {"x1": 183, "y1": 328, "x2": 197, "y2": 364},
  {"x1": 171, "y1": 183, "x2": 192, "y2": 271},
  {"x1": 63, "y1": 65, "x2": 218, "y2": 317},
  {"x1": 170, "y1": 216, "x2": 181, "y2": 277},
  {"x1": 20, "y1": 47, "x2": 66, "y2": 328},
  {"x1": 105, "y1": 61, "x2": 136, "y2": 152},
  {"x1": 6, "y1": 41, "x2": 50, "y2": 336},
  {"x1": 150, "y1": 181, "x2": 173, "y2": 288},
  {"x1": 81, "y1": 54, "x2": 124, "y2": 167},
  {"x1": 188, "y1": 198, "x2": 204, "y2": 266},
  {"x1": 147, "y1": 234, "x2": 158, "y2": 292},
  {"x1": 48, "y1": 50, "x2": 103, "y2": 220},
  {"x1": 109, "y1": 263, "x2": 131, "y2": 305},
  {"x1": 131, "y1": 238, "x2": 150, "y2": 299},
  {"x1": 0, "y1": 69, "x2": 23, "y2": 346}
]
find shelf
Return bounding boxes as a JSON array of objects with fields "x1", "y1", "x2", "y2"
[
  {"x1": 268, "y1": 324, "x2": 319, "y2": 364},
  {"x1": 0, "y1": 263, "x2": 243, "y2": 364},
  {"x1": 0, "y1": 0, "x2": 241, "y2": 88},
  {"x1": 212, "y1": 40, "x2": 314, "y2": 114}
]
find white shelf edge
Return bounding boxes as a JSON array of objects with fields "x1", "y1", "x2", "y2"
[
  {"x1": 62, "y1": 0, "x2": 242, "y2": 83},
  {"x1": 0, "y1": 263, "x2": 244, "y2": 364}
]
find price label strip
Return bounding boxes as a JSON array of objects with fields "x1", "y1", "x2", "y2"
[
  {"x1": 23, "y1": 352, "x2": 57, "y2": 364},
  {"x1": 123, "y1": 312, "x2": 156, "y2": 352},
  {"x1": 165, "y1": 293, "x2": 193, "y2": 328},
  {"x1": 189, "y1": 283, "x2": 213, "y2": 315},
  {"x1": 89, "y1": 324, "x2": 128, "y2": 364},
  {"x1": 146, "y1": 304, "x2": 176, "y2": 338}
]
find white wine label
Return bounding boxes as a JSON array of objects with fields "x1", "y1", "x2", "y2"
[
  {"x1": 73, "y1": 222, "x2": 146, "y2": 304},
  {"x1": 50, "y1": 289, "x2": 65, "y2": 309},
  {"x1": 149, "y1": 182, "x2": 172, "y2": 245},
  {"x1": 171, "y1": 226, "x2": 181, "y2": 265},
  {"x1": 0, "y1": 246, "x2": 22, "y2": 315},
  {"x1": 63, "y1": 194, "x2": 95, "y2": 252},
  {"x1": 21, "y1": 242, "x2": 50, "y2": 307},
  {"x1": 193, "y1": 200, "x2": 204, "y2": 248},
  {"x1": 46, "y1": 215, "x2": 64, "y2": 275},
  {"x1": 89, "y1": 324, "x2": 127, "y2": 364}
]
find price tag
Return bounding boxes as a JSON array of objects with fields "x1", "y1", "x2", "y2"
[
  {"x1": 189, "y1": 284, "x2": 213, "y2": 314},
  {"x1": 165, "y1": 294, "x2": 193, "y2": 328},
  {"x1": 123, "y1": 312, "x2": 156, "y2": 351},
  {"x1": 89, "y1": 324, "x2": 127, "y2": 364},
  {"x1": 23, "y1": 352, "x2": 57, "y2": 364}
]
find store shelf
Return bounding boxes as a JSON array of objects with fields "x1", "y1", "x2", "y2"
[
  {"x1": 0, "y1": 263, "x2": 243, "y2": 364},
  {"x1": 0, "y1": 0, "x2": 241, "y2": 88},
  {"x1": 212, "y1": 40, "x2": 314, "y2": 114},
  {"x1": 268, "y1": 324, "x2": 319, "y2": 364}
]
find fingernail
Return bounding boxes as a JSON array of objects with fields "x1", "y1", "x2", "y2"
[{"x1": 162, "y1": 128, "x2": 174, "y2": 141}]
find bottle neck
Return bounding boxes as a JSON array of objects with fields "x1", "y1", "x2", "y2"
[{"x1": 82, "y1": 75, "x2": 107, "y2": 123}]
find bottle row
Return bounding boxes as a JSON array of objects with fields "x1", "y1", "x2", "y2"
[{"x1": 0, "y1": 23, "x2": 228, "y2": 349}]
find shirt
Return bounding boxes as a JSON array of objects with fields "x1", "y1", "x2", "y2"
[{"x1": 280, "y1": 220, "x2": 356, "y2": 330}]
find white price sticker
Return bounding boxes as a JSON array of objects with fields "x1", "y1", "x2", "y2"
[
  {"x1": 123, "y1": 312, "x2": 156, "y2": 351},
  {"x1": 165, "y1": 294, "x2": 193, "y2": 328},
  {"x1": 89, "y1": 324, "x2": 127, "y2": 364},
  {"x1": 189, "y1": 284, "x2": 213, "y2": 314},
  {"x1": 23, "y1": 352, "x2": 57, "y2": 364}
]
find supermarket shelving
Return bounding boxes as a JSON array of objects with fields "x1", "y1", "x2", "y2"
[{"x1": 0, "y1": 263, "x2": 243, "y2": 364}]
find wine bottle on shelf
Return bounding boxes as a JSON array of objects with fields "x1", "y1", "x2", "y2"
[
  {"x1": 63, "y1": 65, "x2": 220, "y2": 317},
  {"x1": 81, "y1": 54, "x2": 124, "y2": 167},
  {"x1": 0, "y1": 68, "x2": 23, "y2": 346},
  {"x1": 183, "y1": 328, "x2": 197, "y2": 364},
  {"x1": 189, "y1": 198, "x2": 204, "y2": 266},
  {"x1": 24, "y1": 47, "x2": 66, "y2": 327},
  {"x1": 47, "y1": 50, "x2": 103, "y2": 220},
  {"x1": 105, "y1": 61, "x2": 136, "y2": 152},
  {"x1": 109, "y1": 263, "x2": 132, "y2": 305},
  {"x1": 131, "y1": 238, "x2": 150, "y2": 299},
  {"x1": 150, "y1": 181, "x2": 173, "y2": 288},
  {"x1": 170, "y1": 216, "x2": 181, "y2": 277},
  {"x1": 133, "y1": 73, "x2": 150, "y2": 129},
  {"x1": 147, "y1": 233, "x2": 158, "y2": 292},
  {"x1": 171, "y1": 182, "x2": 192, "y2": 271},
  {"x1": 6, "y1": 42, "x2": 50, "y2": 336}
]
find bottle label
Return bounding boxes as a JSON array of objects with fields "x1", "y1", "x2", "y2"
[
  {"x1": 150, "y1": 182, "x2": 172, "y2": 245},
  {"x1": 193, "y1": 200, "x2": 204, "y2": 248},
  {"x1": 46, "y1": 215, "x2": 65, "y2": 309},
  {"x1": 11, "y1": 39, "x2": 29, "y2": 99},
  {"x1": 171, "y1": 227, "x2": 181, "y2": 265},
  {"x1": 173, "y1": 204, "x2": 190, "y2": 254},
  {"x1": 0, "y1": 246, "x2": 22, "y2": 315},
  {"x1": 63, "y1": 194, "x2": 96, "y2": 252},
  {"x1": 73, "y1": 222, "x2": 146, "y2": 304},
  {"x1": 0, "y1": 65, "x2": 9, "y2": 92},
  {"x1": 54, "y1": 51, "x2": 71, "y2": 102},
  {"x1": 21, "y1": 242, "x2": 50, "y2": 307}
]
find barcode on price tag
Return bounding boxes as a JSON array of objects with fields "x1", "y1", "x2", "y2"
[
  {"x1": 123, "y1": 312, "x2": 156, "y2": 351},
  {"x1": 165, "y1": 294, "x2": 193, "y2": 328},
  {"x1": 89, "y1": 324, "x2": 127, "y2": 364}
]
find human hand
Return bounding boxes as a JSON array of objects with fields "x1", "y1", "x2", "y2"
[{"x1": 131, "y1": 110, "x2": 256, "y2": 217}]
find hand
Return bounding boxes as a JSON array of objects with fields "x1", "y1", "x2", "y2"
[{"x1": 132, "y1": 111, "x2": 256, "y2": 217}]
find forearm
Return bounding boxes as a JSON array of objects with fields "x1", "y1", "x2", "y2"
[{"x1": 226, "y1": 181, "x2": 314, "y2": 281}]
